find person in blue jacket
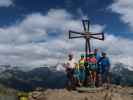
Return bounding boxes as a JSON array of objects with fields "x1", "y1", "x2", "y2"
[
  {"x1": 98, "y1": 52, "x2": 110, "y2": 84},
  {"x1": 94, "y1": 48, "x2": 101, "y2": 62},
  {"x1": 94, "y1": 48, "x2": 102, "y2": 86}
]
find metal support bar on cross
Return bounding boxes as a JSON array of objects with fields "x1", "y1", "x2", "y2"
[
  {"x1": 68, "y1": 19, "x2": 105, "y2": 86},
  {"x1": 69, "y1": 19, "x2": 105, "y2": 60}
]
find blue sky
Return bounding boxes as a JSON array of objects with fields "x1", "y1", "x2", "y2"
[
  {"x1": 0, "y1": 0, "x2": 133, "y2": 69},
  {"x1": 0, "y1": 0, "x2": 131, "y2": 38}
]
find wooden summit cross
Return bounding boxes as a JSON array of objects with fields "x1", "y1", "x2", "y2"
[{"x1": 69, "y1": 19, "x2": 105, "y2": 60}]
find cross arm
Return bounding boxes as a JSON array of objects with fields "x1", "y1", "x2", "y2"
[
  {"x1": 90, "y1": 32, "x2": 104, "y2": 36},
  {"x1": 90, "y1": 35, "x2": 104, "y2": 40},
  {"x1": 69, "y1": 36, "x2": 85, "y2": 39},
  {"x1": 90, "y1": 32, "x2": 104, "y2": 40},
  {"x1": 69, "y1": 30, "x2": 85, "y2": 39},
  {"x1": 82, "y1": 20, "x2": 90, "y2": 32}
]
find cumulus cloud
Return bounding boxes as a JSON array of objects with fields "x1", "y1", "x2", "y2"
[
  {"x1": 0, "y1": 0, "x2": 13, "y2": 7},
  {"x1": 0, "y1": 9, "x2": 82, "y2": 45},
  {"x1": 0, "y1": 9, "x2": 132, "y2": 68},
  {"x1": 109, "y1": 0, "x2": 133, "y2": 30},
  {"x1": 0, "y1": 9, "x2": 104, "y2": 66},
  {"x1": 94, "y1": 34, "x2": 133, "y2": 67}
]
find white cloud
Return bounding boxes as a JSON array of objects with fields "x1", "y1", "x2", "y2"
[
  {"x1": 0, "y1": 9, "x2": 82, "y2": 45},
  {"x1": 0, "y1": 9, "x2": 132, "y2": 69},
  {"x1": 107, "y1": 0, "x2": 133, "y2": 68},
  {"x1": 94, "y1": 34, "x2": 133, "y2": 67},
  {"x1": 0, "y1": 9, "x2": 104, "y2": 66},
  {"x1": 109, "y1": 0, "x2": 133, "y2": 30},
  {"x1": 0, "y1": 0, "x2": 13, "y2": 7}
]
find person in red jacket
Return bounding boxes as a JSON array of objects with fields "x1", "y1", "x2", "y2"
[{"x1": 87, "y1": 53, "x2": 97, "y2": 87}]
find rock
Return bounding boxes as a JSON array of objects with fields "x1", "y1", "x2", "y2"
[{"x1": 28, "y1": 86, "x2": 133, "y2": 100}]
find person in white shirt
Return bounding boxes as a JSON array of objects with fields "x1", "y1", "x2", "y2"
[
  {"x1": 64, "y1": 54, "x2": 76, "y2": 88},
  {"x1": 66, "y1": 55, "x2": 75, "y2": 69}
]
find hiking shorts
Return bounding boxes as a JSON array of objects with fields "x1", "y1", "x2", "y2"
[
  {"x1": 89, "y1": 63, "x2": 98, "y2": 71},
  {"x1": 79, "y1": 68, "x2": 85, "y2": 81}
]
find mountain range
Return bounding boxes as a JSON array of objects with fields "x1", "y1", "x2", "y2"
[{"x1": 0, "y1": 63, "x2": 132, "y2": 92}]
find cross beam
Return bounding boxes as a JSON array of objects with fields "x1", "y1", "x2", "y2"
[{"x1": 69, "y1": 19, "x2": 105, "y2": 60}]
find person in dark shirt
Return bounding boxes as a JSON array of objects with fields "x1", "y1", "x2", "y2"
[{"x1": 98, "y1": 52, "x2": 110, "y2": 85}]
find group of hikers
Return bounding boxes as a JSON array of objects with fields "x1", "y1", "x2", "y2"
[{"x1": 64, "y1": 48, "x2": 111, "y2": 89}]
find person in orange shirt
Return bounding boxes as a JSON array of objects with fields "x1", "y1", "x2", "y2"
[{"x1": 79, "y1": 54, "x2": 85, "y2": 86}]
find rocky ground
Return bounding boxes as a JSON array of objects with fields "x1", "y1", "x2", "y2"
[{"x1": 28, "y1": 85, "x2": 133, "y2": 100}]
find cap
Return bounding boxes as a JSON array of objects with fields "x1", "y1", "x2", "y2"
[{"x1": 80, "y1": 54, "x2": 84, "y2": 57}]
